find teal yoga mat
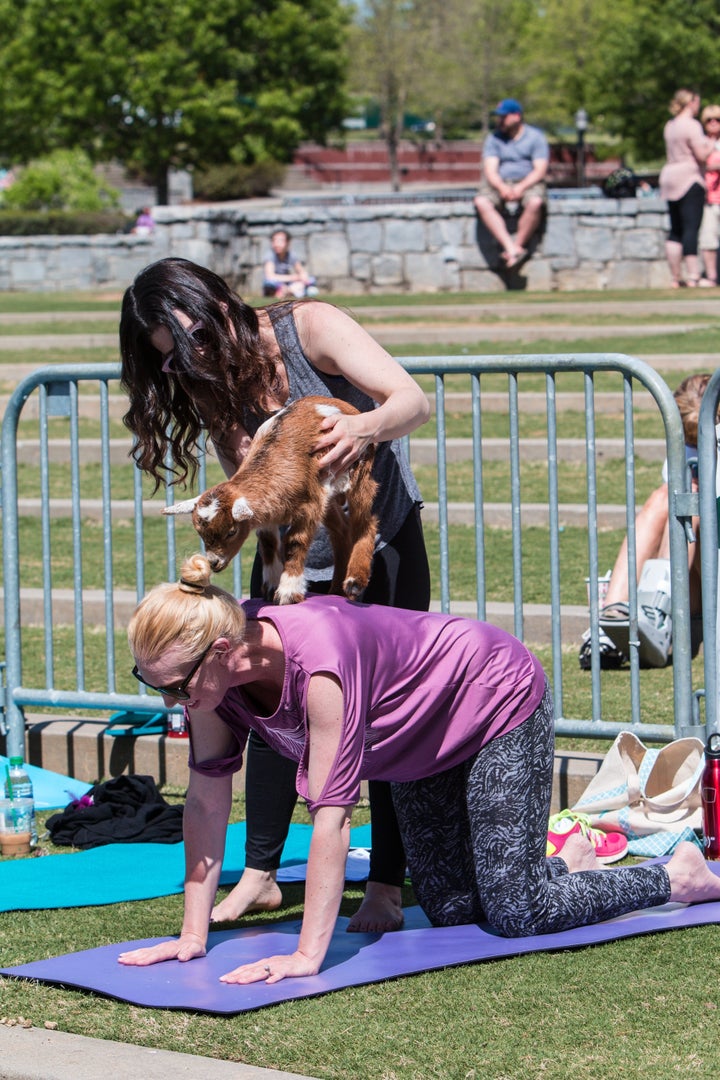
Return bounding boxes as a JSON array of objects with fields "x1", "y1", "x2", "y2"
[
  {"x1": 0, "y1": 822, "x2": 372, "y2": 912},
  {"x1": 0, "y1": 756, "x2": 92, "y2": 810}
]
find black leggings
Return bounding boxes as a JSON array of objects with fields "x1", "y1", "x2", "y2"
[
  {"x1": 667, "y1": 182, "x2": 706, "y2": 255},
  {"x1": 391, "y1": 682, "x2": 671, "y2": 934},
  {"x1": 245, "y1": 505, "x2": 431, "y2": 884}
]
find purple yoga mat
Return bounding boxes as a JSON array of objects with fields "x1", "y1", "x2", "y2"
[{"x1": 4, "y1": 892, "x2": 720, "y2": 1014}]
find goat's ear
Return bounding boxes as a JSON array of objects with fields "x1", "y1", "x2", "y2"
[
  {"x1": 162, "y1": 496, "x2": 201, "y2": 516},
  {"x1": 231, "y1": 496, "x2": 255, "y2": 521}
]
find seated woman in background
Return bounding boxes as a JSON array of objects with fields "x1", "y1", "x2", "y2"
[
  {"x1": 579, "y1": 373, "x2": 711, "y2": 670},
  {"x1": 263, "y1": 228, "x2": 318, "y2": 298},
  {"x1": 118, "y1": 553, "x2": 720, "y2": 986}
]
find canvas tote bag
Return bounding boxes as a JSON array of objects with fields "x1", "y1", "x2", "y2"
[{"x1": 571, "y1": 731, "x2": 704, "y2": 838}]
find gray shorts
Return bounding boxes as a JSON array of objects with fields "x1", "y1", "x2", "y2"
[
  {"x1": 477, "y1": 179, "x2": 547, "y2": 212},
  {"x1": 699, "y1": 203, "x2": 720, "y2": 250}
]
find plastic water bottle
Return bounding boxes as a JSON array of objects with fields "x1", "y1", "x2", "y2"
[
  {"x1": 5, "y1": 756, "x2": 37, "y2": 844},
  {"x1": 701, "y1": 733, "x2": 720, "y2": 859}
]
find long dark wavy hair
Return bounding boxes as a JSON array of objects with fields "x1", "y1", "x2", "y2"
[{"x1": 119, "y1": 257, "x2": 284, "y2": 490}]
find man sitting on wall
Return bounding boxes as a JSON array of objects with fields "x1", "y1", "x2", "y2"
[{"x1": 473, "y1": 99, "x2": 549, "y2": 269}]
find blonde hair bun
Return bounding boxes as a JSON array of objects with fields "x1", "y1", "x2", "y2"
[{"x1": 179, "y1": 553, "x2": 213, "y2": 594}]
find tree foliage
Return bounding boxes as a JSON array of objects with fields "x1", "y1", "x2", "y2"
[
  {"x1": 521, "y1": 0, "x2": 615, "y2": 129},
  {"x1": 348, "y1": 0, "x2": 534, "y2": 188},
  {"x1": 348, "y1": 0, "x2": 720, "y2": 171},
  {"x1": 0, "y1": 0, "x2": 349, "y2": 202},
  {"x1": 587, "y1": 0, "x2": 720, "y2": 160}
]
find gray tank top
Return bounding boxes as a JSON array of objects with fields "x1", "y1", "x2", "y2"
[{"x1": 241, "y1": 304, "x2": 422, "y2": 582}]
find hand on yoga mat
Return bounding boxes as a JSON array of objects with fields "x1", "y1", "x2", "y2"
[
  {"x1": 117, "y1": 932, "x2": 206, "y2": 967},
  {"x1": 219, "y1": 949, "x2": 317, "y2": 985}
]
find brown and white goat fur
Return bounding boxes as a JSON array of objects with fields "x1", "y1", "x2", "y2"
[{"x1": 164, "y1": 396, "x2": 379, "y2": 605}]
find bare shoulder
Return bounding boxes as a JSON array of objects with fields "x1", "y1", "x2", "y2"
[
  {"x1": 294, "y1": 299, "x2": 359, "y2": 336},
  {"x1": 294, "y1": 300, "x2": 386, "y2": 375}
]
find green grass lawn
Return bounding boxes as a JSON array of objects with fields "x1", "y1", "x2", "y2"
[
  {"x1": 391, "y1": 328, "x2": 720, "y2": 355},
  {"x1": 3, "y1": 878, "x2": 718, "y2": 1079},
  {"x1": 11, "y1": 454, "x2": 661, "y2": 506},
  {"x1": 0, "y1": 514, "x2": 625, "y2": 607},
  {"x1": 0, "y1": 287, "x2": 715, "y2": 1079}
]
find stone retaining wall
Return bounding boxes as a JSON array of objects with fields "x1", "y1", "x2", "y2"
[{"x1": 0, "y1": 194, "x2": 672, "y2": 293}]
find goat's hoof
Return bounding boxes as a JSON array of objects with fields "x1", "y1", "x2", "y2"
[
  {"x1": 343, "y1": 578, "x2": 366, "y2": 601},
  {"x1": 273, "y1": 591, "x2": 306, "y2": 605}
]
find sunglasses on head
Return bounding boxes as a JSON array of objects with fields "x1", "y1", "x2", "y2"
[
  {"x1": 132, "y1": 641, "x2": 214, "y2": 701},
  {"x1": 161, "y1": 320, "x2": 208, "y2": 374}
]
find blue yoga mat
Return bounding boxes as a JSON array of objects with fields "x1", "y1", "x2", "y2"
[
  {"x1": 5, "y1": 888, "x2": 720, "y2": 1014},
  {"x1": 0, "y1": 822, "x2": 372, "y2": 913},
  {"x1": 0, "y1": 756, "x2": 92, "y2": 810}
]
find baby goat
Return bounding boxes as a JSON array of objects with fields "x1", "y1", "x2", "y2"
[{"x1": 163, "y1": 396, "x2": 379, "y2": 605}]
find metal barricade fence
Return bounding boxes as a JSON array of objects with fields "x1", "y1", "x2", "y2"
[{"x1": 1, "y1": 356, "x2": 698, "y2": 761}]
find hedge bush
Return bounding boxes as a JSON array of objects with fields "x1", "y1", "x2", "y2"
[
  {"x1": 193, "y1": 161, "x2": 286, "y2": 201},
  {"x1": 3, "y1": 149, "x2": 122, "y2": 213},
  {"x1": 0, "y1": 211, "x2": 133, "y2": 235}
]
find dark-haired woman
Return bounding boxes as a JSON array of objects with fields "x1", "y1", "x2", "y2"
[{"x1": 119, "y1": 256, "x2": 431, "y2": 933}]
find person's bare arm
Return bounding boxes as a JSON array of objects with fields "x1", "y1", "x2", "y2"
[
  {"x1": 294, "y1": 302, "x2": 430, "y2": 473},
  {"x1": 218, "y1": 673, "x2": 353, "y2": 983},
  {"x1": 119, "y1": 711, "x2": 236, "y2": 967}
]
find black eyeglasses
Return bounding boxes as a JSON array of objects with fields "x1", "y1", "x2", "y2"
[
  {"x1": 161, "y1": 320, "x2": 208, "y2": 374},
  {"x1": 132, "y1": 642, "x2": 214, "y2": 701}
]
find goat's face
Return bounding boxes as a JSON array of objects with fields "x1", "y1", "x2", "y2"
[{"x1": 162, "y1": 490, "x2": 256, "y2": 572}]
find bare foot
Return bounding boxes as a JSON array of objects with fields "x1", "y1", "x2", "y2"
[
  {"x1": 560, "y1": 832, "x2": 602, "y2": 872},
  {"x1": 347, "y1": 881, "x2": 404, "y2": 933},
  {"x1": 666, "y1": 842, "x2": 720, "y2": 904},
  {"x1": 210, "y1": 868, "x2": 283, "y2": 923}
]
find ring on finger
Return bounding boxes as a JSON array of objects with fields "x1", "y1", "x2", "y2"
[{"x1": 264, "y1": 965, "x2": 271, "y2": 975}]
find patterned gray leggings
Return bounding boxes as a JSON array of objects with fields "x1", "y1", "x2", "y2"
[{"x1": 391, "y1": 682, "x2": 671, "y2": 936}]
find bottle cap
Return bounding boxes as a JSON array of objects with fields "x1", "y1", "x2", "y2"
[
  {"x1": 8, "y1": 756, "x2": 23, "y2": 767},
  {"x1": 707, "y1": 732, "x2": 720, "y2": 757}
]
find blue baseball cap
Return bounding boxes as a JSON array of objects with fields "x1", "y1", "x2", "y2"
[{"x1": 493, "y1": 98, "x2": 523, "y2": 116}]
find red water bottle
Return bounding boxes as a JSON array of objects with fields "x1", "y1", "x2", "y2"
[
  {"x1": 167, "y1": 712, "x2": 188, "y2": 738},
  {"x1": 701, "y1": 732, "x2": 720, "y2": 859}
]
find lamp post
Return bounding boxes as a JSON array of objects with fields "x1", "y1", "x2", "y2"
[{"x1": 575, "y1": 108, "x2": 588, "y2": 189}]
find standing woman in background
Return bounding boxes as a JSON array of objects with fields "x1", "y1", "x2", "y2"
[
  {"x1": 659, "y1": 88, "x2": 711, "y2": 288},
  {"x1": 119, "y1": 257, "x2": 431, "y2": 934}
]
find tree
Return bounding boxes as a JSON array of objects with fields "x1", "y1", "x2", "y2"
[
  {"x1": 521, "y1": 0, "x2": 616, "y2": 131},
  {"x1": 348, "y1": 0, "x2": 535, "y2": 189},
  {"x1": 0, "y1": 0, "x2": 349, "y2": 203},
  {"x1": 581, "y1": 0, "x2": 720, "y2": 161},
  {"x1": 347, "y1": 0, "x2": 419, "y2": 190}
]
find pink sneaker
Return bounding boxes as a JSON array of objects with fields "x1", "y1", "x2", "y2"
[{"x1": 547, "y1": 810, "x2": 628, "y2": 865}]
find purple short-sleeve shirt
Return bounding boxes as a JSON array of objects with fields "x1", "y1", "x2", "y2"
[{"x1": 189, "y1": 597, "x2": 546, "y2": 813}]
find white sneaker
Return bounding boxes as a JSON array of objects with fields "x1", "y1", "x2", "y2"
[
  {"x1": 600, "y1": 600, "x2": 672, "y2": 668},
  {"x1": 578, "y1": 626, "x2": 626, "y2": 670}
]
